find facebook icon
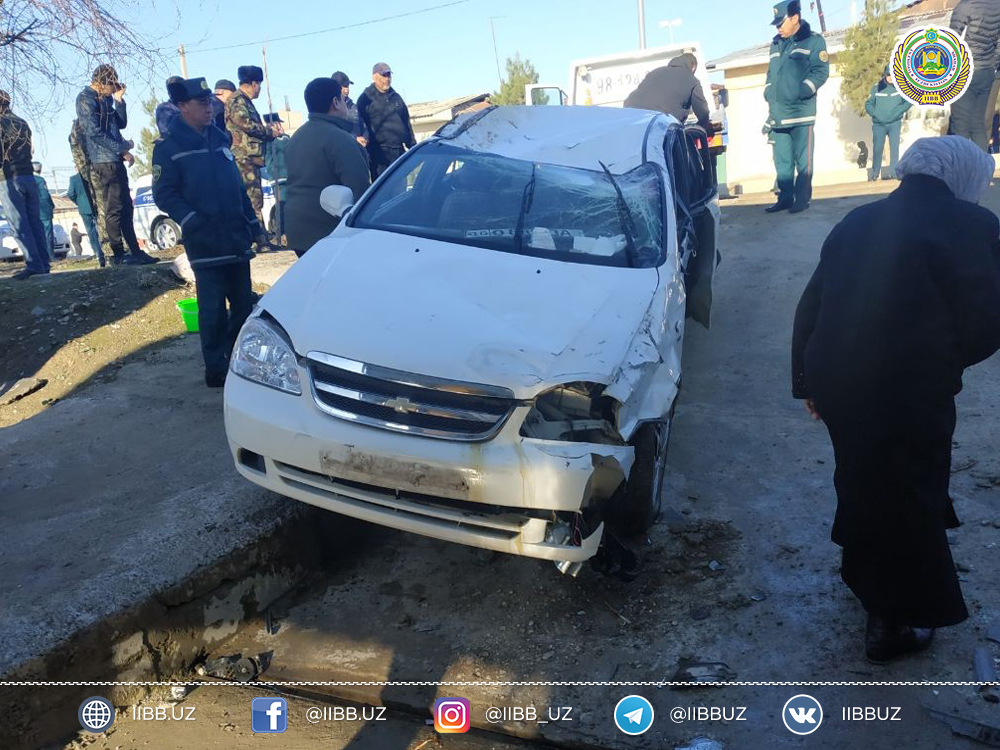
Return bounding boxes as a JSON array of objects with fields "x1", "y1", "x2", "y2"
[{"x1": 251, "y1": 697, "x2": 287, "y2": 733}]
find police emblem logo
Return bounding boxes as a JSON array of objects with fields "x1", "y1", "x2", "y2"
[
  {"x1": 819, "y1": 50, "x2": 829, "y2": 63},
  {"x1": 222, "y1": 147, "x2": 235, "y2": 161},
  {"x1": 891, "y1": 26, "x2": 973, "y2": 106},
  {"x1": 200, "y1": 80, "x2": 210, "y2": 90},
  {"x1": 152, "y1": 164, "x2": 161, "y2": 183}
]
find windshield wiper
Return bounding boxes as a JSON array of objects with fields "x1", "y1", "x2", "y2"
[
  {"x1": 599, "y1": 161, "x2": 639, "y2": 268},
  {"x1": 513, "y1": 163, "x2": 537, "y2": 255}
]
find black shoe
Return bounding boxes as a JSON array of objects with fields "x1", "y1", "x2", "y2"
[
  {"x1": 765, "y1": 201, "x2": 793, "y2": 213},
  {"x1": 789, "y1": 202, "x2": 810, "y2": 214},
  {"x1": 13, "y1": 268, "x2": 49, "y2": 280},
  {"x1": 205, "y1": 372, "x2": 227, "y2": 388},
  {"x1": 124, "y1": 252, "x2": 157, "y2": 265},
  {"x1": 865, "y1": 615, "x2": 935, "y2": 664}
]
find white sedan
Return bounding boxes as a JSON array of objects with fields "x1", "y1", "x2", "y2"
[
  {"x1": 133, "y1": 171, "x2": 280, "y2": 251},
  {"x1": 224, "y1": 105, "x2": 720, "y2": 574},
  {"x1": 0, "y1": 213, "x2": 71, "y2": 261}
]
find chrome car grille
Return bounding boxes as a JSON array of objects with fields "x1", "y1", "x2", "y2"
[{"x1": 306, "y1": 352, "x2": 517, "y2": 441}]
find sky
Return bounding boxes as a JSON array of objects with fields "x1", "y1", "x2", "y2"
[{"x1": 32, "y1": 0, "x2": 870, "y2": 187}]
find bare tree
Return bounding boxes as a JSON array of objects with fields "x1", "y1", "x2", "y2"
[{"x1": 0, "y1": 0, "x2": 175, "y2": 125}]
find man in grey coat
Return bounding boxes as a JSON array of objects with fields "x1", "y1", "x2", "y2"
[
  {"x1": 949, "y1": 0, "x2": 1000, "y2": 150},
  {"x1": 284, "y1": 77, "x2": 370, "y2": 257}
]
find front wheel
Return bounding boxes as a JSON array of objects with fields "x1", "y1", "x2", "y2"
[
  {"x1": 615, "y1": 411, "x2": 673, "y2": 534},
  {"x1": 152, "y1": 218, "x2": 180, "y2": 251}
]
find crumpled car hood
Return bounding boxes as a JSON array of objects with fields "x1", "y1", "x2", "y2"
[{"x1": 261, "y1": 228, "x2": 659, "y2": 399}]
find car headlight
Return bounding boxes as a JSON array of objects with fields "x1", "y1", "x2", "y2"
[
  {"x1": 231, "y1": 317, "x2": 302, "y2": 395},
  {"x1": 520, "y1": 382, "x2": 621, "y2": 443}
]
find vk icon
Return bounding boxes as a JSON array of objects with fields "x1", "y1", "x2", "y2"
[
  {"x1": 614, "y1": 695, "x2": 655, "y2": 735},
  {"x1": 782, "y1": 694, "x2": 823, "y2": 735},
  {"x1": 251, "y1": 697, "x2": 288, "y2": 733}
]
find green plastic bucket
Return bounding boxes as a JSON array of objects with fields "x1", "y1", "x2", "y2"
[{"x1": 176, "y1": 297, "x2": 199, "y2": 333}]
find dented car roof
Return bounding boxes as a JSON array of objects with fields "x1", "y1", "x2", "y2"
[{"x1": 436, "y1": 105, "x2": 673, "y2": 174}]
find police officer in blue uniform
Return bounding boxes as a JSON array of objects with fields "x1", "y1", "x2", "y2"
[
  {"x1": 764, "y1": 0, "x2": 830, "y2": 214},
  {"x1": 152, "y1": 77, "x2": 264, "y2": 388}
]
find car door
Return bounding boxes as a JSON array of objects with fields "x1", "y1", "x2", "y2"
[{"x1": 664, "y1": 123, "x2": 719, "y2": 328}]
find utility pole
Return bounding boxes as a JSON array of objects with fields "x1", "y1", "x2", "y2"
[
  {"x1": 489, "y1": 17, "x2": 503, "y2": 88},
  {"x1": 814, "y1": 0, "x2": 827, "y2": 32},
  {"x1": 638, "y1": 0, "x2": 646, "y2": 49},
  {"x1": 178, "y1": 44, "x2": 188, "y2": 77}
]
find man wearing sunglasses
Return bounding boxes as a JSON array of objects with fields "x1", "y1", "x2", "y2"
[{"x1": 357, "y1": 62, "x2": 416, "y2": 180}]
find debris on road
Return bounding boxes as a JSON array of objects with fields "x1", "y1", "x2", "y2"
[
  {"x1": 196, "y1": 654, "x2": 263, "y2": 682},
  {"x1": 749, "y1": 593, "x2": 767, "y2": 602},
  {"x1": 1, "y1": 377, "x2": 47, "y2": 406},
  {"x1": 926, "y1": 708, "x2": 1000, "y2": 746},
  {"x1": 986, "y1": 623, "x2": 1000, "y2": 645},
  {"x1": 676, "y1": 739, "x2": 723, "y2": 750},
  {"x1": 669, "y1": 660, "x2": 736, "y2": 688}
]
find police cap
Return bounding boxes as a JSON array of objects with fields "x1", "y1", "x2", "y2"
[
  {"x1": 168, "y1": 77, "x2": 213, "y2": 104},
  {"x1": 772, "y1": 0, "x2": 801, "y2": 26},
  {"x1": 262, "y1": 112, "x2": 283, "y2": 124},
  {"x1": 238, "y1": 65, "x2": 264, "y2": 84}
]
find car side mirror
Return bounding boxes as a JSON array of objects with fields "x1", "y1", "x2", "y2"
[{"x1": 320, "y1": 185, "x2": 355, "y2": 218}]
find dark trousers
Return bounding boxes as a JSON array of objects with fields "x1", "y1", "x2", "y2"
[
  {"x1": 949, "y1": 66, "x2": 996, "y2": 151},
  {"x1": 91, "y1": 161, "x2": 142, "y2": 261},
  {"x1": 0, "y1": 176, "x2": 50, "y2": 273},
  {"x1": 870, "y1": 120, "x2": 902, "y2": 179},
  {"x1": 770, "y1": 124, "x2": 815, "y2": 207},
  {"x1": 192, "y1": 262, "x2": 253, "y2": 378},
  {"x1": 40, "y1": 217, "x2": 55, "y2": 259},
  {"x1": 80, "y1": 211, "x2": 106, "y2": 265},
  {"x1": 368, "y1": 144, "x2": 404, "y2": 181}
]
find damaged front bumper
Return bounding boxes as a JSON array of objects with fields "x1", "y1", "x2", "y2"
[{"x1": 224, "y1": 375, "x2": 635, "y2": 564}]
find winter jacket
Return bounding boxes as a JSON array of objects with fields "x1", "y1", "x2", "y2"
[
  {"x1": 151, "y1": 119, "x2": 260, "y2": 269},
  {"x1": 75, "y1": 87, "x2": 131, "y2": 164},
  {"x1": 155, "y1": 101, "x2": 181, "y2": 138},
  {"x1": 0, "y1": 109, "x2": 34, "y2": 179},
  {"x1": 357, "y1": 85, "x2": 416, "y2": 153},
  {"x1": 341, "y1": 96, "x2": 368, "y2": 140},
  {"x1": 211, "y1": 96, "x2": 227, "y2": 132},
  {"x1": 951, "y1": 0, "x2": 1000, "y2": 69},
  {"x1": 764, "y1": 21, "x2": 830, "y2": 127},
  {"x1": 865, "y1": 80, "x2": 912, "y2": 125},
  {"x1": 284, "y1": 113, "x2": 371, "y2": 252},
  {"x1": 34, "y1": 175, "x2": 54, "y2": 220},
  {"x1": 224, "y1": 90, "x2": 273, "y2": 166},
  {"x1": 66, "y1": 172, "x2": 94, "y2": 215},
  {"x1": 264, "y1": 135, "x2": 291, "y2": 183},
  {"x1": 623, "y1": 54, "x2": 712, "y2": 130}
]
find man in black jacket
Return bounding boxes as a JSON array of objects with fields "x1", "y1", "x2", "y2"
[
  {"x1": 623, "y1": 53, "x2": 711, "y2": 131},
  {"x1": 152, "y1": 77, "x2": 264, "y2": 387},
  {"x1": 0, "y1": 90, "x2": 50, "y2": 279},
  {"x1": 792, "y1": 136, "x2": 1000, "y2": 664},
  {"x1": 949, "y1": 0, "x2": 1000, "y2": 149},
  {"x1": 357, "y1": 62, "x2": 416, "y2": 180}
]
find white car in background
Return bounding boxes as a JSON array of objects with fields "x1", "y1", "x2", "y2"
[
  {"x1": 224, "y1": 105, "x2": 720, "y2": 576},
  {"x1": 133, "y1": 171, "x2": 280, "y2": 251},
  {"x1": 0, "y1": 210, "x2": 71, "y2": 261}
]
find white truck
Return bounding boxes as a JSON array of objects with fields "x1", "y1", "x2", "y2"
[{"x1": 525, "y1": 44, "x2": 728, "y2": 156}]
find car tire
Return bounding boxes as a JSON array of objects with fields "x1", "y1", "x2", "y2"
[
  {"x1": 615, "y1": 409, "x2": 674, "y2": 534},
  {"x1": 151, "y1": 218, "x2": 181, "y2": 251}
]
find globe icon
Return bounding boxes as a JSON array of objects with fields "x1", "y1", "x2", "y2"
[{"x1": 79, "y1": 697, "x2": 114, "y2": 732}]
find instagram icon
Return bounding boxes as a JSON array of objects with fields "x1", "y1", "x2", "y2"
[{"x1": 434, "y1": 698, "x2": 471, "y2": 733}]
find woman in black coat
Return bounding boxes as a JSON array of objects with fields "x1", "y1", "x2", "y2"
[{"x1": 792, "y1": 136, "x2": 1000, "y2": 664}]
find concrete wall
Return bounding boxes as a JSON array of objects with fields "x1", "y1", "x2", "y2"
[{"x1": 722, "y1": 61, "x2": 950, "y2": 194}]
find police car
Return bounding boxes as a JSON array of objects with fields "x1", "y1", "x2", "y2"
[
  {"x1": 132, "y1": 170, "x2": 280, "y2": 251},
  {"x1": 0, "y1": 209, "x2": 71, "y2": 261}
]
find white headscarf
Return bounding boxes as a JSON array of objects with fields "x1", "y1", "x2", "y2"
[{"x1": 895, "y1": 136, "x2": 995, "y2": 203}]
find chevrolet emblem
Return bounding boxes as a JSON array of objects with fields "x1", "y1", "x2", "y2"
[{"x1": 385, "y1": 396, "x2": 416, "y2": 414}]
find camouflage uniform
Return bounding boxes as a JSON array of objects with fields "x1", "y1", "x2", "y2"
[
  {"x1": 69, "y1": 119, "x2": 109, "y2": 251},
  {"x1": 224, "y1": 90, "x2": 273, "y2": 237}
]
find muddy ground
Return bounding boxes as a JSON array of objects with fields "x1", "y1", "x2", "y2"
[{"x1": 5, "y1": 186, "x2": 998, "y2": 750}]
